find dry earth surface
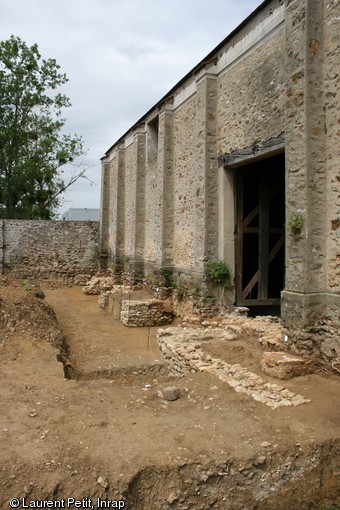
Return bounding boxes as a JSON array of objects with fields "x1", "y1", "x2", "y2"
[{"x1": 0, "y1": 276, "x2": 339, "y2": 510}]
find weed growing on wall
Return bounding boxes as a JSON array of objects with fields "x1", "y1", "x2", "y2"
[
  {"x1": 288, "y1": 212, "x2": 304, "y2": 235},
  {"x1": 159, "y1": 268, "x2": 173, "y2": 288},
  {"x1": 191, "y1": 281, "x2": 202, "y2": 296},
  {"x1": 173, "y1": 282, "x2": 187, "y2": 299},
  {"x1": 204, "y1": 260, "x2": 231, "y2": 288}
]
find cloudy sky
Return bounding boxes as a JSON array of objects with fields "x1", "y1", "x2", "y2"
[{"x1": 1, "y1": 0, "x2": 262, "y2": 217}]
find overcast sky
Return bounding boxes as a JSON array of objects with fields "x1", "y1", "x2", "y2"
[{"x1": 1, "y1": 0, "x2": 262, "y2": 217}]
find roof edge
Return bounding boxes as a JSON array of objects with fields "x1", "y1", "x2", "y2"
[{"x1": 102, "y1": 0, "x2": 275, "y2": 160}]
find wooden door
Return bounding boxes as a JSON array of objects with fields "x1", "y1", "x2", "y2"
[{"x1": 235, "y1": 154, "x2": 285, "y2": 307}]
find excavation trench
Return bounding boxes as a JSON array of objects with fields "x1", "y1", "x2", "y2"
[
  {"x1": 54, "y1": 317, "x2": 167, "y2": 382},
  {"x1": 2, "y1": 280, "x2": 339, "y2": 509},
  {"x1": 44, "y1": 286, "x2": 166, "y2": 380},
  {"x1": 39, "y1": 286, "x2": 340, "y2": 509}
]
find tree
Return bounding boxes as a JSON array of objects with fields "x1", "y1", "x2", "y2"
[{"x1": 0, "y1": 35, "x2": 86, "y2": 219}]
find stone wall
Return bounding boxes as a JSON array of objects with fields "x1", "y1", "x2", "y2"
[
  {"x1": 172, "y1": 97, "x2": 197, "y2": 269},
  {"x1": 100, "y1": 0, "x2": 340, "y2": 361},
  {"x1": 120, "y1": 298, "x2": 174, "y2": 327},
  {"x1": 324, "y1": 0, "x2": 340, "y2": 295},
  {"x1": 280, "y1": 0, "x2": 340, "y2": 361},
  {"x1": 100, "y1": 0, "x2": 287, "y2": 284},
  {"x1": 216, "y1": 28, "x2": 285, "y2": 156},
  {"x1": 0, "y1": 220, "x2": 99, "y2": 283},
  {"x1": 124, "y1": 141, "x2": 137, "y2": 259}
]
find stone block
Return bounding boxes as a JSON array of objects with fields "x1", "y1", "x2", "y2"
[
  {"x1": 261, "y1": 351, "x2": 314, "y2": 380},
  {"x1": 82, "y1": 276, "x2": 116, "y2": 295},
  {"x1": 120, "y1": 298, "x2": 174, "y2": 327},
  {"x1": 157, "y1": 386, "x2": 180, "y2": 401}
]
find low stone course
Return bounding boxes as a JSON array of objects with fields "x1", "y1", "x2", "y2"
[
  {"x1": 121, "y1": 298, "x2": 174, "y2": 327},
  {"x1": 181, "y1": 312, "x2": 286, "y2": 350},
  {"x1": 157, "y1": 326, "x2": 311, "y2": 409},
  {"x1": 83, "y1": 274, "x2": 176, "y2": 326}
]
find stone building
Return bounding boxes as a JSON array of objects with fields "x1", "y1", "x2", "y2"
[{"x1": 100, "y1": 0, "x2": 339, "y2": 364}]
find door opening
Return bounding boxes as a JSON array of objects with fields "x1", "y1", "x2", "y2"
[{"x1": 235, "y1": 153, "x2": 285, "y2": 313}]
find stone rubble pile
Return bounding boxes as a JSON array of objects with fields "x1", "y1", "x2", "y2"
[
  {"x1": 181, "y1": 312, "x2": 286, "y2": 350},
  {"x1": 157, "y1": 327, "x2": 311, "y2": 409},
  {"x1": 82, "y1": 275, "x2": 120, "y2": 295},
  {"x1": 73, "y1": 274, "x2": 93, "y2": 286}
]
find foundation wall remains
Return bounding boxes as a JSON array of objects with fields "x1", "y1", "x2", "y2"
[
  {"x1": 0, "y1": 220, "x2": 99, "y2": 283},
  {"x1": 120, "y1": 298, "x2": 174, "y2": 327}
]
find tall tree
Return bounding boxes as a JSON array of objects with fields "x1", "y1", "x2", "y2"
[{"x1": 0, "y1": 35, "x2": 86, "y2": 219}]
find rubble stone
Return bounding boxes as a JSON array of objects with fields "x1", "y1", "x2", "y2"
[
  {"x1": 74, "y1": 274, "x2": 91, "y2": 286},
  {"x1": 157, "y1": 386, "x2": 181, "y2": 401},
  {"x1": 261, "y1": 351, "x2": 315, "y2": 380},
  {"x1": 82, "y1": 276, "x2": 117, "y2": 295}
]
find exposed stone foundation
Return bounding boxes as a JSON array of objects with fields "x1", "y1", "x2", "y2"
[
  {"x1": 121, "y1": 298, "x2": 174, "y2": 327},
  {"x1": 83, "y1": 274, "x2": 175, "y2": 326},
  {"x1": 157, "y1": 323, "x2": 311, "y2": 409},
  {"x1": 83, "y1": 273, "x2": 339, "y2": 373},
  {"x1": 285, "y1": 323, "x2": 340, "y2": 374}
]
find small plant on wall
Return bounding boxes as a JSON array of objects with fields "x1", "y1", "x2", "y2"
[
  {"x1": 159, "y1": 267, "x2": 173, "y2": 288},
  {"x1": 173, "y1": 281, "x2": 187, "y2": 300},
  {"x1": 191, "y1": 281, "x2": 202, "y2": 297},
  {"x1": 204, "y1": 260, "x2": 231, "y2": 288},
  {"x1": 172, "y1": 272, "x2": 188, "y2": 300},
  {"x1": 122, "y1": 255, "x2": 131, "y2": 272},
  {"x1": 288, "y1": 212, "x2": 304, "y2": 235}
]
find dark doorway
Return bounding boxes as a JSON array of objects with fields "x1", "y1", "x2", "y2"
[{"x1": 235, "y1": 153, "x2": 285, "y2": 310}]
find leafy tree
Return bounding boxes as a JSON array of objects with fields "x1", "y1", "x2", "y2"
[{"x1": 0, "y1": 35, "x2": 86, "y2": 219}]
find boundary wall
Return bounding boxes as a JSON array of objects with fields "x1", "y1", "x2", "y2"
[{"x1": 0, "y1": 220, "x2": 99, "y2": 283}]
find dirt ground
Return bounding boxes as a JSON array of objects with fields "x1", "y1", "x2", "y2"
[{"x1": 0, "y1": 276, "x2": 339, "y2": 510}]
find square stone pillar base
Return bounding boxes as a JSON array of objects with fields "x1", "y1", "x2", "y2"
[{"x1": 281, "y1": 290, "x2": 340, "y2": 329}]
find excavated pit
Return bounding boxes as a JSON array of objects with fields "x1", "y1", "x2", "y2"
[{"x1": 54, "y1": 320, "x2": 167, "y2": 382}]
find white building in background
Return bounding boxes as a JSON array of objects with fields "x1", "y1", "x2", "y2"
[{"x1": 62, "y1": 208, "x2": 100, "y2": 221}]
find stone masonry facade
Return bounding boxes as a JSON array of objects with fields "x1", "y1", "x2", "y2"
[
  {"x1": 100, "y1": 0, "x2": 340, "y2": 367},
  {"x1": 0, "y1": 220, "x2": 99, "y2": 284}
]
